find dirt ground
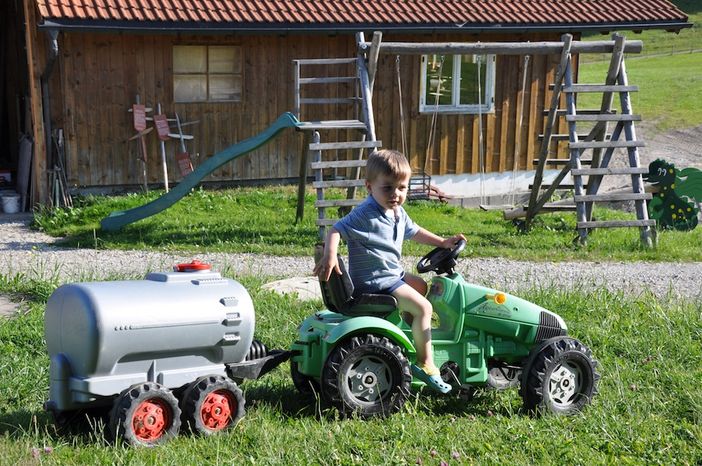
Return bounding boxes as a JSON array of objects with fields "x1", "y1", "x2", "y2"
[
  {"x1": 641, "y1": 124, "x2": 702, "y2": 170},
  {"x1": 600, "y1": 122, "x2": 702, "y2": 192}
]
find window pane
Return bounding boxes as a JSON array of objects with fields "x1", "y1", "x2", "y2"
[
  {"x1": 173, "y1": 46, "x2": 207, "y2": 73},
  {"x1": 209, "y1": 46, "x2": 241, "y2": 74},
  {"x1": 209, "y1": 75, "x2": 241, "y2": 101},
  {"x1": 425, "y1": 55, "x2": 453, "y2": 106},
  {"x1": 459, "y1": 55, "x2": 488, "y2": 106},
  {"x1": 174, "y1": 75, "x2": 207, "y2": 102}
]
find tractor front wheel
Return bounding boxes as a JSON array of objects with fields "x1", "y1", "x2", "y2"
[
  {"x1": 109, "y1": 382, "x2": 181, "y2": 446},
  {"x1": 321, "y1": 334, "x2": 411, "y2": 418},
  {"x1": 521, "y1": 337, "x2": 600, "y2": 414},
  {"x1": 181, "y1": 375, "x2": 245, "y2": 435}
]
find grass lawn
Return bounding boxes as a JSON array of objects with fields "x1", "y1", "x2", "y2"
[
  {"x1": 0, "y1": 274, "x2": 700, "y2": 464},
  {"x1": 582, "y1": 1, "x2": 701, "y2": 64},
  {"x1": 33, "y1": 186, "x2": 702, "y2": 262},
  {"x1": 9, "y1": 4, "x2": 702, "y2": 461},
  {"x1": 578, "y1": 2, "x2": 701, "y2": 132},
  {"x1": 579, "y1": 52, "x2": 702, "y2": 132}
]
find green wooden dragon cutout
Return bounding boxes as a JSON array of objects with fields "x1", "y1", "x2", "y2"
[{"x1": 643, "y1": 159, "x2": 702, "y2": 231}]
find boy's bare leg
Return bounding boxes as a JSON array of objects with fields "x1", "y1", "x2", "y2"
[
  {"x1": 399, "y1": 273, "x2": 427, "y2": 326},
  {"x1": 391, "y1": 283, "x2": 438, "y2": 373},
  {"x1": 403, "y1": 273, "x2": 428, "y2": 296}
]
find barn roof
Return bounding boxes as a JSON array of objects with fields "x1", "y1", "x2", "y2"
[{"x1": 34, "y1": 0, "x2": 690, "y2": 33}]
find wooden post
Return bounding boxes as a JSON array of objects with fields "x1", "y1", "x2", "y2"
[
  {"x1": 311, "y1": 131, "x2": 325, "y2": 240},
  {"x1": 134, "y1": 95, "x2": 149, "y2": 192},
  {"x1": 23, "y1": 0, "x2": 48, "y2": 207},
  {"x1": 363, "y1": 40, "x2": 642, "y2": 56},
  {"x1": 525, "y1": 34, "x2": 573, "y2": 229},
  {"x1": 564, "y1": 56, "x2": 589, "y2": 245},
  {"x1": 155, "y1": 103, "x2": 169, "y2": 193},
  {"x1": 584, "y1": 33, "x2": 627, "y2": 220},
  {"x1": 355, "y1": 33, "x2": 376, "y2": 141},
  {"x1": 617, "y1": 61, "x2": 654, "y2": 248},
  {"x1": 295, "y1": 130, "x2": 311, "y2": 224},
  {"x1": 367, "y1": 31, "x2": 382, "y2": 93},
  {"x1": 293, "y1": 60, "x2": 301, "y2": 118}
]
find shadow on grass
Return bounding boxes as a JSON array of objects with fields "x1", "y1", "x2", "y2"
[
  {"x1": 0, "y1": 407, "x2": 109, "y2": 444},
  {"x1": 246, "y1": 383, "x2": 524, "y2": 421},
  {"x1": 0, "y1": 409, "x2": 43, "y2": 437},
  {"x1": 59, "y1": 224, "x2": 319, "y2": 252}
]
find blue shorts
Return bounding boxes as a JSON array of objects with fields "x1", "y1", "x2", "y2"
[
  {"x1": 353, "y1": 273, "x2": 406, "y2": 297},
  {"x1": 380, "y1": 273, "x2": 407, "y2": 294}
]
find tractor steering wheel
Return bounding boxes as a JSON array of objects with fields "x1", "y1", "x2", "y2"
[{"x1": 416, "y1": 239, "x2": 467, "y2": 275}]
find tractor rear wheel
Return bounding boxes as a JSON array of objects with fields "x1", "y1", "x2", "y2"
[
  {"x1": 321, "y1": 334, "x2": 411, "y2": 418},
  {"x1": 181, "y1": 375, "x2": 244, "y2": 435},
  {"x1": 521, "y1": 337, "x2": 599, "y2": 414},
  {"x1": 109, "y1": 382, "x2": 181, "y2": 446}
]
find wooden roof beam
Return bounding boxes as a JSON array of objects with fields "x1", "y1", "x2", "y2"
[{"x1": 360, "y1": 39, "x2": 643, "y2": 56}]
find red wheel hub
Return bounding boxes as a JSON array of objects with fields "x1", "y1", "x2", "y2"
[
  {"x1": 200, "y1": 390, "x2": 235, "y2": 431},
  {"x1": 132, "y1": 398, "x2": 171, "y2": 442}
]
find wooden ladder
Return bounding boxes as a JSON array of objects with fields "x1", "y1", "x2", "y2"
[
  {"x1": 523, "y1": 33, "x2": 655, "y2": 247},
  {"x1": 309, "y1": 136, "x2": 383, "y2": 239},
  {"x1": 293, "y1": 33, "x2": 380, "y2": 239}
]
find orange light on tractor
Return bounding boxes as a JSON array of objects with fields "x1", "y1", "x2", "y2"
[{"x1": 486, "y1": 292, "x2": 507, "y2": 305}]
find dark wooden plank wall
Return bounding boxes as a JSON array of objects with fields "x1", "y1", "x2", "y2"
[
  {"x1": 53, "y1": 31, "x2": 571, "y2": 188},
  {"x1": 372, "y1": 32, "x2": 573, "y2": 177}
]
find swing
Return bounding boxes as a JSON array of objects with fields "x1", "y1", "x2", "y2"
[
  {"x1": 396, "y1": 55, "x2": 450, "y2": 202},
  {"x1": 479, "y1": 54, "x2": 531, "y2": 210}
]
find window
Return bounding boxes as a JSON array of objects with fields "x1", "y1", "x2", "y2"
[
  {"x1": 173, "y1": 45, "x2": 242, "y2": 102},
  {"x1": 419, "y1": 54, "x2": 496, "y2": 114}
]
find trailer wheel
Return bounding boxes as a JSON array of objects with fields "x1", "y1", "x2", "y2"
[
  {"x1": 321, "y1": 334, "x2": 411, "y2": 418},
  {"x1": 109, "y1": 382, "x2": 181, "y2": 446},
  {"x1": 182, "y1": 375, "x2": 245, "y2": 435}
]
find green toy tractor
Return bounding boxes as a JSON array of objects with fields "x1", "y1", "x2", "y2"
[{"x1": 290, "y1": 241, "x2": 599, "y2": 418}]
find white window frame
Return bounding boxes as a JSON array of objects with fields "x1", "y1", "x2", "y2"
[
  {"x1": 419, "y1": 54, "x2": 496, "y2": 114},
  {"x1": 173, "y1": 45, "x2": 242, "y2": 103}
]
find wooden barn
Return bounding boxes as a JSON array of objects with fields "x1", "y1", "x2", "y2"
[{"x1": 0, "y1": 0, "x2": 689, "y2": 208}]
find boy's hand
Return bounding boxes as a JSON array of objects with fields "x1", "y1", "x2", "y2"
[
  {"x1": 440, "y1": 233, "x2": 466, "y2": 249},
  {"x1": 313, "y1": 254, "x2": 342, "y2": 282}
]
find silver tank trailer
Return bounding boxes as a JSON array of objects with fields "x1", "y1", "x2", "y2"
[{"x1": 45, "y1": 268, "x2": 255, "y2": 412}]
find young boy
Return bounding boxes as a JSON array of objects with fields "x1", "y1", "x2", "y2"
[{"x1": 314, "y1": 149, "x2": 465, "y2": 393}]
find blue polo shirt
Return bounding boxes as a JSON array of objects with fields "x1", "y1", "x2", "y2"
[{"x1": 334, "y1": 195, "x2": 420, "y2": 294}]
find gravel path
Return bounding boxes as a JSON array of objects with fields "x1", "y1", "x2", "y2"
[{"x1": 1, "y1": 213, "x2": 700, "y2": 301}]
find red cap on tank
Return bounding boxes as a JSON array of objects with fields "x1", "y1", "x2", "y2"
[{"x1": 174, "y1": 260, "x2": 212, "y2": 272}]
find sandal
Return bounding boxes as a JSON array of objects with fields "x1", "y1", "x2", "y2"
[{"x1": 411, "y1": 364, "x2": 452, "y2": 394}]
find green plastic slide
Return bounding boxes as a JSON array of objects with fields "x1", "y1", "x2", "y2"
[{"x1": 101, "y1": 112, "x2": 300, "y2": 231}]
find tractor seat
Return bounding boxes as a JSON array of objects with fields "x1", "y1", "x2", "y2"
[{"x1": 316, "y1": 252, "x2": 398, "y2": 318}]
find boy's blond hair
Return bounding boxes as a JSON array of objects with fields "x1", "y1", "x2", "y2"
[{"x1": 365, "y1": 149, "x2": 412, "y2": 182}]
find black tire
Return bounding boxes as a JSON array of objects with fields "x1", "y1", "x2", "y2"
[
  {"x1": 109, "y1": 382, "x2": 181, "y2": 446},
  {"x1": 321, "y1": 334, "x2": 411, "y2": 418},
  {"x1": 291, "y1": 361, "x2": 321, "y2": 396},
  {"x1": 521, "y1": 337, "x2": 600, "y2": 414},
  {"x1": 181, "y1": 375, "x2": 245, "y2": 435}
]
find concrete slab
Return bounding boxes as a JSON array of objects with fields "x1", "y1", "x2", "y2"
[
  {"x1": 0, "y1": 295, "x2": 18, "y2": 318},
  {"x1": 262, "y1": 276, "x2": 322, "y2": 301}
]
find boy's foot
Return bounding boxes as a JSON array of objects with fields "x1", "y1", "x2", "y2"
[{"x1": 411, "y1": 364, "x2": 452, "y2": 394}]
